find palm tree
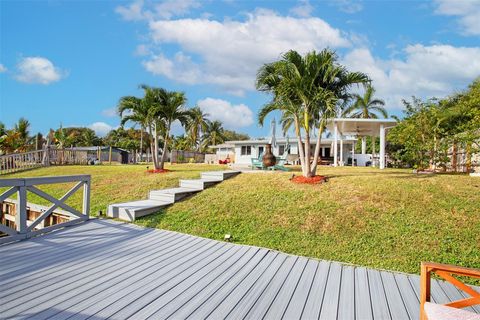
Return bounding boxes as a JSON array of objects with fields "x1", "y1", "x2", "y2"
[
  {"x1": 118, "y1": 94, "x2": 151, "y2": 162},
  {"x1": 14, "y1": 117, "x2": 32, "y2": 151},
  {"x1": 342, "y1": 85, "x2": 387, "y2": 119},
  {"x1": 256, "y1": 49, "x2": 369, "y2": 177},
  {"x1": 186, "y1": 106, "x2": 209, "y2": 151},
  {"x1": 152, "y1": 88, "x2": 190, "y2": 170},
  {"x1": 201, "y1": 120, "x2": 226, "y2": 150},
  {"x1": 342, "y1": 85, "x2": 387, "y2": 155}
]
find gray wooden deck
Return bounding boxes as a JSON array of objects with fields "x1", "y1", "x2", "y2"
[{"x1": 1, "y1": 219, "x2": 478, "y2": 319}]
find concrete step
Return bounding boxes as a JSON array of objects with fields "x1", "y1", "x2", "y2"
[
  {"x1": 149, "y1": 187, "x2": 202, "y2": 203},
  {"x1": 107, "y1": 199, "x2": 171, "y2": 221},
  {"x1": 200, "y1": 170, "x2": 241, "y2": 181},
  {"x1": 179, "y1": 178, "x2": 222, "y2": 190}
]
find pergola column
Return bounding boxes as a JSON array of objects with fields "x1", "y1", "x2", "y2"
[
  {"x1": 333, "y1": 122, "x2": 338, "y2": 167},
  {"x1": 361, "y1": 137, "x2": 366, "y2": 154},
  {"x1": 352, "y1": 141, "x2": 355, "y2": 166},
  {"x1": 379, "y1": 124, "x2": 385, "y2": 169},
  {"x1": 339, "y1": 137, "x2": 344, "y2": 166}
]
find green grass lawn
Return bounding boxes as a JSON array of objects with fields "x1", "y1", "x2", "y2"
[
  {"x1": 2, "y1": 164, "x2": 480, "y2": 275},
  {"x1": 0, "y1": 163, "x2": 226, "y2": 215}
]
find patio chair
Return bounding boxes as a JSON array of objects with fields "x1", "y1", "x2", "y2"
[
  {"x1": 420, "y1": 262, "x2": 480, "y2": 320},
  {"x1": 268, "y1": 157, "x2": 291, "y2": 171},
  {"x1": 251, "y1": 153, "x2": 265, "y2": 170}
]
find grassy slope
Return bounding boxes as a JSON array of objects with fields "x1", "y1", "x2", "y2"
[
  {"x1": 1, "y1": 164, "x2": 226, "y2": 215},
  {"x1": 3, "y1": 165, "x2": 479, "y2": 274},
  {"x1": 136, "y1": 166, "x2": 480, "y2": 274}
]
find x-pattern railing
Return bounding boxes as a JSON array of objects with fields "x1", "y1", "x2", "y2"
[
  {"x1": 420, "y1": 262, "x2": 480, "y2": 319},
  {"x1": 0, "y1": 175, "x2": 90, "y2": 244}
]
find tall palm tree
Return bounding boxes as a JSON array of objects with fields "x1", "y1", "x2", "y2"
[
  {"x1": 342, "y1": 85, "x2": 387, "y2": 155},
  {"x1": 14, "y1": 117, "x2": 32, "y2": 151},
  {"x1": 118, "y1": 94, "x2": 151, "y2": 162},
  {"x1": 149, "y1": 88, "x2": 190, "y2": 170},
  {"x1": 342, "y1": 85, "x2": 387, "y2": 119},
  {"x1": 256, "y1": 49, "x2": 369, "y2": 177},
  {"x1": 201, "y1": 120, "x2": 226, "y2": 150},
  {"x1": 186, "y1": 106, "x2": 209, "y2": 151}
]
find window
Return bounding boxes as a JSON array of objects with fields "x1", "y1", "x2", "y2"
[
  {"x1": 241, "y1": 146, "x2": 252, "y2": 156},
  {"x1": 258, "y1": 146, "x2": 264, "y2": 155},
  {"x1": 278, "y1": 145, "x2": 285, "y2": 155}
]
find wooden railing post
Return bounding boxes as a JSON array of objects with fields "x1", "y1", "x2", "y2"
[
  {"x1": 15, "y1": 184, "x2": 28, "y2": 237},
  {"x1": 420, "y1": 262, "x2": 431, "y2": 320},
  {"x1": 82, "y1": 177, "x2": 91, "y2": 219}
]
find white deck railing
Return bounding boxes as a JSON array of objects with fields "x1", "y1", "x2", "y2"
[{"x1": 0, "y1": 175, "x2": 90, "y2": 244}]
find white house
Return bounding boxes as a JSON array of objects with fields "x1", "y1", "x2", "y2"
[{"x1": 211, "y1": 118, "x2": 398, "y2": 169}]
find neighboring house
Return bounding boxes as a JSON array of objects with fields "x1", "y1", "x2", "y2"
[
  {"x1": 211, "y1": 137, "x2": 359, "y2": 166},
  {"x1": 70, "y1": 146, "x2": 131, "y2": 164}
]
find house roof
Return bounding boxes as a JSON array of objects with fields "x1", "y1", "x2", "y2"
[
  {"x1": 214, "y1": 137, "x2": 357, "y2": 147},
  {"x1": 70, "y1": 146, "x2": 129, "y2": 153},
  {"x1": 327, "y1": 118, "x2": 398, "y2": 137}
]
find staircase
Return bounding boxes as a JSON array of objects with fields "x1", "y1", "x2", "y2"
[{"x1": 107, "y1": 170, "x2": 241, "y2": 222}]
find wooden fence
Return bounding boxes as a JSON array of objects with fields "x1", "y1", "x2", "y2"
[
  {"x1": 0, "y1": 149, "x2": 89, "y2": 175},
  {"x1": 170, "y1": 150, "x2": 205, "y2": 164},
  {"x1": 0, "y1": 175, "x2": 90, "y2": 244}
]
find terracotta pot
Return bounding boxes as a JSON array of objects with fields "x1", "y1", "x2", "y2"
[{"x1": 262, "y1": 144, "x2": 276, "y2": 167}]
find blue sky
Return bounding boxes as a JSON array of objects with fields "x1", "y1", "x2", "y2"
[{"x1": 1, "y1": 0, "x2": 479, "y2": 138}]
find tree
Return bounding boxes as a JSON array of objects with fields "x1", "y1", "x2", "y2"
[
  {"x1": 80, "y1": 129, "x2": 101, "y2": 146},
  {"x1": 186, "y1": 106, "x2": 209, "y2": 151},
  {"x1": 342, "y1": 85, "x2": 387, "y2": 119},
  {"x1": 342, "y1": 84, "x2": 387, "y2": 154},
  {"x1": 256, "y1": 49, "x2": 369, "y2": 177},
  {"x1": 118, "y1": 94, "x2": 151, "y2": 161},
  {"x1": 148, "y1": 87, "x2": 190, "y2": 170},
  {"x1": 201, "y1": 120, "x2": 226, "y2": 150},
  {"x1": 223, "y1": 130, "x2": 250, "y2": 141}
]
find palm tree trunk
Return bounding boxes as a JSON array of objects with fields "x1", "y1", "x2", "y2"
[
  {"x1": 311, "y1": 122, "x2": 326, "y2": 175},
  {"x1": 153, "y1": 122, "x2": 160, "y2": 169},
  {"x1": 294, "y1": 118, "x2": 308, "y2": 176},
  {"x1": 147, "y1": 125, "x2": 154, "y2": 165},
  {"x1": 159, "y1": 126, "x2": 170, "y2": 170},
  {"x1": 304, "y1": 133, "x2": 312, "y2": 177},
  {"x1": 140, "y1": 126, "x2": 144, "y2": 162}
]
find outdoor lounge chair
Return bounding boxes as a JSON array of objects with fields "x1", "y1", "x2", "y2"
[
  {"x1": 268, "y1": 157, "x2": 290, "y2": 171},
  {"x1": 251, "y1": 153, "x2": 264, "y2": 170},
  {"x1": 420, "y1": 262, "x2": 480, "y2": 320}
]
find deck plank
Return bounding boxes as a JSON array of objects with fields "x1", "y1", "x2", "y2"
[
  {"x1": 319, "y1": 262, "x2": 342, "y2": 319},
  {"x1": 355, "y1": 267, "x2": 374, "y2": 320},
  {"x1": 338, "y1": 265, "x2": 355, "y2": 320},
  {"x1": 1, "y1": 219, "x2": 478, "y2": 320},
  {"x1": 368, "y1": 269, "x2": 392, "y2": 319}
]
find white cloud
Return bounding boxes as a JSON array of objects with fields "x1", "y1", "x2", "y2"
[
  {"x1": 0, "y1": 64, "x2": 6, "y2": 73},
  {"x1": 434, "y1": 0, "x2": 480, "y2": 36},
  {"x1": 154, "y1": 0, "x2": 200, "y2": 20},
  {"x1": 15, "y1": 57, "x2": 65, "y2": 84},
  {"x1": 143, "y1": 9, "x2": 350, "y2": 95},
  {"x1": 290, "y1": 0, "x2": 314, "y2": 18},
  {"x1": 342, "y1": 44, "x2": 480, "y2": 110},
  {"x1": 88, "y1": 122, "x2": 114, "y2": 137},
  {"x1": 134, "y1": 44, "x2": 151, "y2": 56},
  {"x1": 197, "y1": 98, "x2": 254, "y2": 128},
  {"x1": 115, "y1": 0, "x2": 147, "y2": 21},
  {"x1": 115, "y1": 0, "x2": 200, "y2": 21},
  {"x1": 330, "y1": 0, "x2": 363, "y2": 14},
  {"x1": 101, "y1": 107, "x2": 117, "y2": 118}
]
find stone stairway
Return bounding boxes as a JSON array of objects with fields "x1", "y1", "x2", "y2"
[{"x1": 107, "y1": 170, "x2": 241, "y2": 222}]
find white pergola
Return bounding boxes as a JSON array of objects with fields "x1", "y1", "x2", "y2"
[{"x1": 327, "y1": 118, "x2": 397, "y2": 169}]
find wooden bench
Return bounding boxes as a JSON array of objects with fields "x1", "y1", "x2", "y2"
[{"x1": 421, "y1": 262, "x2": 480, "y2": 320}]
